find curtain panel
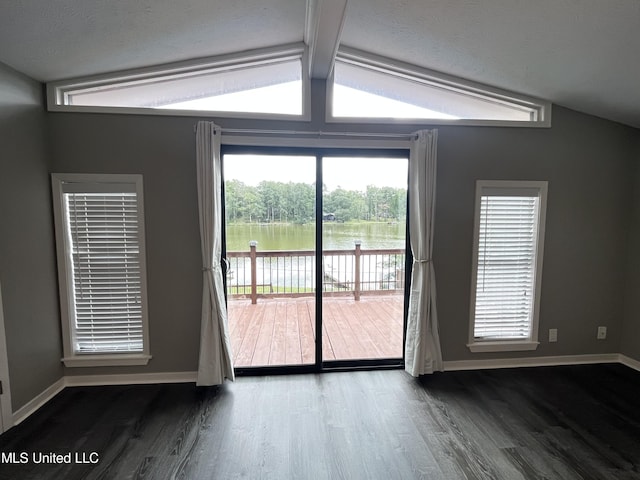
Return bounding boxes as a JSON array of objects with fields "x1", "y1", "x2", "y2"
[
  {"x1": 195, "y1": 121, "x2": 234, "y2": 385},
  {"x1": 405, "y1": 129, "x2": 443, "y2": 376}
]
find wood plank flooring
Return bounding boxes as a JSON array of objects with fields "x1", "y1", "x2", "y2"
[
  {"x1": 1, "y1": 364, "x2": 639, "y2": 479},
  {"x1": 228, "y1": 295, "x2": 404, "y2": 366}
]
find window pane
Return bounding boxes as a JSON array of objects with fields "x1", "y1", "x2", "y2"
[
  {"x1": 322, "y1": 156, "x2": 407, "y2": 361},
  {"x1": 224, "y1": 154, "x2": 317, "y2": 368},
  {"x1": 333, "y1": 60, "x2": 536, "y2": 121},
  {"x1": 66, "y1": 59, "x2": 302, "y2": 115}
]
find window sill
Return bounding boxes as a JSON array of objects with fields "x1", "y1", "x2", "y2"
[
  {"x1": 467, "y1": 341, "x2": 539, "y2": 353},
  {"x1": 62, "y1": 354, "x2": 152, "y2": 368}
]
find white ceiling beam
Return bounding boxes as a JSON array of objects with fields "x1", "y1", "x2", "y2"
[{"x1": 305, "y1": 0, "x2": 349, "y2": 79}]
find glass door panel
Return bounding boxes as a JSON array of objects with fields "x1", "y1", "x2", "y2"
[
  {"x1": 223, "y1": 154, "x2": 316, "y2": 368},
  {"x1": 321, "y1": 156, "x2": 408, "y2": 362}
]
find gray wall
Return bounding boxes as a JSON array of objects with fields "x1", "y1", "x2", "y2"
[
  {"x1": 49, "y1": 114, "x2": 203, "y2": 376},
  {"x1": 622, "y1": 143, "x2": 640, "y2": 362},
  {"x1": 0, "y1": 63, "x2": 63, "y2": 410},
  {"x1": 48, "y1": 104, "x2": 637, "y2": 376},
  {"x1": 436, "y1": 109, "x2": 635, "y2": 361}
]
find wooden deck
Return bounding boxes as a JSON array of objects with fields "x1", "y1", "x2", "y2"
[{"x1": 228, "y1": 295, "x2": 404, "y2": 367}]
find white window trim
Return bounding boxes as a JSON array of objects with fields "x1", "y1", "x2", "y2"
[
  {"x1": 467, "y1": 180, "x2": 548, "y2": 353},
  {"x1": 46, "y1": 43, "x2": 311, "y2": 122},
  {"x1": 51, "y1": 173, "x2": 152, "y2": 367},
  {"x1": 326, "y1": 47, "x2": 551, "y2": 128}
]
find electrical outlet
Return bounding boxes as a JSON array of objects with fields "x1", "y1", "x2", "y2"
[
  {"x1": 597, "y1": 326, "x2": 607, "y2": 340},
  {"x1": 549, "y1": 328, "x2": 558, "y2": 343}
]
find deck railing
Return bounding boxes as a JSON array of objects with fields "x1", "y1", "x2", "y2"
[{"x1": 226, "y1": 241, "x2": 405, "y2": 304}]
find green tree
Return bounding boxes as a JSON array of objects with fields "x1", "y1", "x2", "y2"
[
  {"x1": 324, "y1": 187, "x2": 366, "y2": 221},
  {"x1": 365, "y1": 185, "x2": 406, "y2": 221},
  {"x1": 226, "y1": 178, "x2": 404, "y2": 224},
  {"x1": 285, "y1": 182, "x2": 315, "y2": 223}
]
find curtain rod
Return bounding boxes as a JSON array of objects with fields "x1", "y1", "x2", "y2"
[
  {"x1": 222, "y1": 128, "x2": 417, "y2": 139},
  {"x1": 195, "y1": 125, "x2": 419, "y2": 140}
]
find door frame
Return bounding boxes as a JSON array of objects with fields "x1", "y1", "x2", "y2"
[{"x1": 221, "y1": 145, "x2": 410, "y2": 375}]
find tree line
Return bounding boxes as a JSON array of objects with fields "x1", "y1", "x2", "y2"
[{"x1": 225, "y1": 180, "x2": 406, "y2": 224}]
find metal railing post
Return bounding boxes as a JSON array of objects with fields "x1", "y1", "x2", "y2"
[
  {"x1": 249, "y1": 240, "x2": 258, "y2": 304},
  {"x1": 354, "y1": 240, "x2": 362, "y2": 301}
]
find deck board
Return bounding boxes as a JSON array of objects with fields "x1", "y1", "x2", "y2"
[
  {"x1": 233, "y1": 302, "x2": 264, "y2": 366},
  {"x1": 250, "y1": 301, "x2": 274, "y2": 366},
  {"x1": 228, "y1": 295, "x2": 404, "y2": 367}
]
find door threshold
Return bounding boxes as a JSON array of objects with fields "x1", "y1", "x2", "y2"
[{"x1": 234, "y1": 359, "x2": 403, "y2": 377}]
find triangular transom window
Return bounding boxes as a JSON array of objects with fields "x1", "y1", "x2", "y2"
[
  {"x1": 49, "y1": 47, "x2": 305, "y2": 117},
  {"x1": 331, "y1": 51, "x2": 547, "y2": 124}
]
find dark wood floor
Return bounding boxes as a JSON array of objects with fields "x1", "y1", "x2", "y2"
[{"x1": 1, "y1": 364, "x2": 639, "y2": 479}]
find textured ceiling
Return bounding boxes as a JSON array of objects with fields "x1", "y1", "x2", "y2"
[
  {"x1": 0, "y1": 0, "x2": 305, "y2": 81},
  {"x1": 1, "y1": 0, "x2": 640, "y2": 127}
]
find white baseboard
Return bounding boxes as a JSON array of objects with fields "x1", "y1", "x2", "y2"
[
  {"x1": 64, "y1": 371, "x2": 197, "y2": 387},
  {"x1": 12, "y1": 378, "x2": 65, "y2": 426},
  {"x1": 443, "y1": 353, "x2": 620, "y2": 371},
  {"x1": 11, "y1": 372, "x2": 196, "y2": 427},
  {"x1": 619, "y1": 354, "x2": 640, "y2": 372}
]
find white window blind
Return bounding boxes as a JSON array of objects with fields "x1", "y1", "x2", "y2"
[
  {"x1": 64, "y1": 190, "x2": 144, "y2": 353},
  {"x1": 472, "y1": 184, "x2": 546, "y2": 341}
]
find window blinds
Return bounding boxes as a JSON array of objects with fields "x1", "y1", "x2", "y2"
[
  {"x1": 473, "y1": 194, "x2": 539, "y2": 339},
  {"x1": 64, "y1": 191, "x2": 144, "y2": 353}
]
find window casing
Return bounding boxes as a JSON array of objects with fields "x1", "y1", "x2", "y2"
[
  {"x1": 52, "y1": 174, "x2": 151, "y2": 367},
  {"x1": 468, "y1": 181, "x2": 548, "y2": 352}
]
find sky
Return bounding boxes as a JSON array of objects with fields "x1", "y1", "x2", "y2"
[
  {"x1": 223, "y1": 155, "x2": 408, "y2": 192},
  {"x1": 160, "y1": 82, "x2": 457, "y2": 119},
  {"x1": 161, "y1": 81, "x2": 302, "y2": 114}
]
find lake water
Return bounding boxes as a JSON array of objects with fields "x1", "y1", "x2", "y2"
[
  {"x1": 225, "y1": 222, "x2": 406, "y2": 251},
  {"x1": 225, "y1": 222, "x2": 406, "y2": 291}
]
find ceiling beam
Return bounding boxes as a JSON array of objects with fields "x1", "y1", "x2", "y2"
[{"x1": 305, "y1": 0, "x2": 349, "y2": 79}]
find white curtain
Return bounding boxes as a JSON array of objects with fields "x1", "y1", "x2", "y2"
[
  {"x1": 405, "y1": 129, "x2": 443, "y2": 376},
  {"x1": 195, "y1": 121, "x2": 234, "y2": 385}
]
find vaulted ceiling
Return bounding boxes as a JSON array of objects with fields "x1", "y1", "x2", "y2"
[{"x1": 1, "y1": 0, "x2": 639, "y2": 127}]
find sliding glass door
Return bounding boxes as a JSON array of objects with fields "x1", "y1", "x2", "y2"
[{"x1": 222, "y1": 147, "x2": 409, "y2": 372}]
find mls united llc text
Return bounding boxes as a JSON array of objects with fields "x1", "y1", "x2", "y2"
[{"x1": 1, "y1": 451, "x2": 99, "y2": 464}]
